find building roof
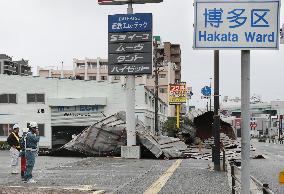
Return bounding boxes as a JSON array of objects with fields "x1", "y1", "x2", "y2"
[
  {"x1": 0, "y1": 54, "x2": 12, "y2": 60},
  {"x1": 13, "y1": 59, "x2": 29, "y2": 66}
]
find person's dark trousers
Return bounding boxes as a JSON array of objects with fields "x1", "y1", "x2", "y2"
[{"x1": 24, "y1": 151, "x2": 36, "y2": 181}]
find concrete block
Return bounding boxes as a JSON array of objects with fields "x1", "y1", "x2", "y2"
[{"x1": 121, "y1": 146, "x2": 141, "y2": 159}]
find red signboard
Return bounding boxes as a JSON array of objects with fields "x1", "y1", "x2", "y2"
[
  {"x1": 250, "y1": 122, "x2": 257, "y2": 128},
  {"x1": 98, "y1": 0, "x2": 163, "y2": 5}
]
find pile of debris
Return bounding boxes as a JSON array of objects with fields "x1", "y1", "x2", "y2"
[
  {"x1": 193, "y1": 111, "x2": 236, "y2": 140},
  {"x1": 183, "y1": 133, "x2": 258, "y2": 161},
  {"x1": 62, "y1": 112, "x2": 187, "y2": 159}
]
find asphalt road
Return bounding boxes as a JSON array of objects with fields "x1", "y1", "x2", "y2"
[
  {"x1": 250, "y1": 139, "x2": 284, "y2": 194},
  {"x1": 0, "y1": 151, "x2": 230, "y2": 194}
]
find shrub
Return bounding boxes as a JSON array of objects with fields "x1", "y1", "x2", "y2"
[{"x1": 0, "y1": 141, "x2": 10, "y2": 150}]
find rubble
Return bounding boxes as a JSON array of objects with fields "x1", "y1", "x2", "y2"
[
  {"x1": 62, "y1": 112, "x2": 187, "y2": 159},
  {"x1": 182, "y1": 133, "x2": 259, "y2": 161},
  {"x1": 60, "y1": 111, "x2": 260, "y2": 161},
  {"x1": 193, "y1": 111, "x2": 236, "y2": 140}
]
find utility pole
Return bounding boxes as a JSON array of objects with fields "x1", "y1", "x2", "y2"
[
  {"x1": 154, "y1": 39, "x2": 159, "y2": 135},
  {"x1": 279, "y1": 115, "x2": 282, "y2": 142},
  {"x1": 241, "y1": 50, "x2": 250, "y2": 194},
  {"x1": 206, "y1": 102, "x2": 209, "y2": 112},
  {"x1": 213, "y1": 50, "x2": 221, "y2": 171},
  {"x1": 209, "y1": 77, "x2": 212, "y2": 111},
  {"x1": 60, "y1": 61, "x2": 64, "y2": 79}
]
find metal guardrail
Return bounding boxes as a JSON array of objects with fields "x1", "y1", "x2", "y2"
[
  {"x1": 250, "y1": 176, "x2": 274, "y2": 194},
  {"x1": 230, "y1": 163, "x2": 274, "y2": 194}
]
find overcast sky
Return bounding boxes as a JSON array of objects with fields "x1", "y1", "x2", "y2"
[{"x1": 0, "y1": 0, "x2": 283, "y2": 108}]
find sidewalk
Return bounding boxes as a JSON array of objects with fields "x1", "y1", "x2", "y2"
[
  {"x1": 0, "y1": 151, "x2": 230, "y2": 194},
  {"x1": 159, "y1": 159, "x2": 230, "y2": 194}
]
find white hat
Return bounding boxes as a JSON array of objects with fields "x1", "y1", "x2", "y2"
[
  {"x1": 22, "y1": 128, "x2": 29, "y2": 133},
  {"x1": 13, "y1": 124, "x2": 20, "y2": 130},
  {"x1": 29, "y1": 122, "x2": 38, "y2": 128}
]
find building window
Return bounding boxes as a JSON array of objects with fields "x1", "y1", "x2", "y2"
[
  {"x1": 159, "y1": 74, "x2": 166, "y2": 79},
  {"x1": 0, "y1": 124, "x2": 14, "y2": 136},
  {"x1": 101, "y1": 76, "x2": 107, "y2": 80},
  {"x1": 27, "y1": 94, "x2": 45, "y2": 104},
  {"x1": 89, "y1": 76, "x2": 96, "y2": 80},
  {"x1": 101, "y1": 65, "x2": 108, "y2": 70},
  {"x1": 145, "y1": 92, "x2": 148, "y2": 104},
  {"x1": 0, "y1": 94, "x2": 17, "y2": 104},
  {"x1": 76, "y1": 63, "x2": 85, "y2": 69},
  {"x1": 159, "y1": 88, "x2": 167, "y2": 94},
  {"x1": 114, "y1": 76, "x2": 120, "y2": 80},
  {"x1": 27, "y1": 123, "x2": 45, "y2": 136}
]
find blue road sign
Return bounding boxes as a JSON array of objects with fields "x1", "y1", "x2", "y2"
[
  {"x1": 108, "y1": 13, "x2": 152, "y2": 33},
  {"x1": 201, "y1": 86, "x2": 211, "y2": 96}
]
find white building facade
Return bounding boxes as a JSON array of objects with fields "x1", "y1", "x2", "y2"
[{"x1": 0, "y1": 75, "x2": 168, "y2": 148}]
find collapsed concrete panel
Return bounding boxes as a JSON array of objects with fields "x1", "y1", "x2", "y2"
[{"x1": 63, "y1": 111, "x2": 187, "y2": 159}]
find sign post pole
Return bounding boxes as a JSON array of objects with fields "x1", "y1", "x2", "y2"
[
  {"x1": 213, "y1": 50, "x2": 221, "y2": 171},
  {"x1": 176, "y1": 104, "x2": 180, "y2": 129},
  {"x1": 154, "y1": 39, "x2": 159, "y2": 135},
  {"x1": 125, "y1": 3, "x2": 136, "y2": 147},
  {"x1": 241, "y1": 50, "x2": 250, "y2": 194}
]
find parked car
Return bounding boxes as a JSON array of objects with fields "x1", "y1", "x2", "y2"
[{"x1": 258, "y1": 135, "x2": 266, "y2": 142}]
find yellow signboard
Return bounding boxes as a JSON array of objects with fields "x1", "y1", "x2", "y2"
[
  {"x1": 280, "y1": 171, "x2": 284, "y2": 184},
  {"x1": 168, "y1": 82, "x2": 187, "y2": 105}
]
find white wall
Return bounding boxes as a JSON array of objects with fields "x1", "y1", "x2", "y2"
[{"x1": 0, "y1": 75, "x2": 168, "y2": 148}]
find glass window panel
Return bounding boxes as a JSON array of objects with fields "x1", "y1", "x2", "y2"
[
  {"x1": 9, "y1": 94, "x2": 16, "y2": 103},
  {"x1": 36, "y1": 94, "x2": 45, "y2": 103},
  {"x1": 0, "y1": 94, "x2": 8, "y2": 103},
  {"x1": 27, "y1": 94, "x2": 35, "y2": 103},
  {"x1": 38, "y1": 124, "x2": 45, "y2": 136}
]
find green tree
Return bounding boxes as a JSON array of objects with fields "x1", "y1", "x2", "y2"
[{"x1": 162, "y1": 117, "x2": 179, "y2": 137}]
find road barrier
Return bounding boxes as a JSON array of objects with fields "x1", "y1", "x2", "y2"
[{"x1": 230, "y1": 162, "x2": 274, "y2": 194}]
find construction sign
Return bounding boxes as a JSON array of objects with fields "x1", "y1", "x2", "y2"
[{"x1": 168, "y1": 82, "x2": 187, "y2": 105}]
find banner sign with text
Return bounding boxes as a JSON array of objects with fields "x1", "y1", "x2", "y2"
[
  {"x1": 108, "y1": 13, "x2": 153, "y2": 75},
  {"x1": 108, "y1": 13, "x2": 152, "y2": 32},
  {"x1": 108, "y1": 32, "x2": 152, "y2": 43},
  {"x1": 109, "y1": 64, "x2": 152, "y2": 75},
  {"x1": 99, "y1": 0, "x2": 163, "y2": 5},
  {"x1": 109, "y1": 42, "x2": 152, "y2": 53},
  {"x1": 169, "y1": 83, "x2": 187, "y2": 105},
  {"x1": 194, "y1": 0, "x2": 280, "y2": 49}
]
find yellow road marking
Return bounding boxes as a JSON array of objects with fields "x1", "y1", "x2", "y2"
[
  {"x1": 93, "y1": 190, "x2": 105, "y2": 194},
  {"x1": 143, "y1": 159, "x2": 183, "y2": 194}
]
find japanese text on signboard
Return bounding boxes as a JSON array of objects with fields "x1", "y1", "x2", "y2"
[
  {"x1": 108, "y1": 13, "x2": 152, "y2": 32},
  {"x1": 169, "y1": 83, "x2": 187, "y2": 105},
  {"x1": 194, "y1": 0, "x2": 280, "y2": 49},
  {"x1": 108, "y1": 13, "x2": 153, "y2": 75}
]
